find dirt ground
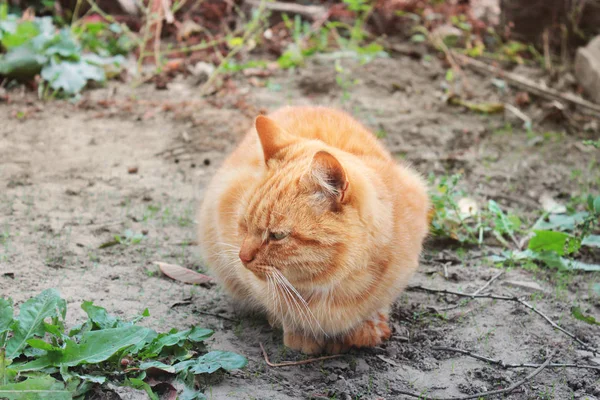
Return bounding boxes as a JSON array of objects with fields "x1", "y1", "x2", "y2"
[{"x1": 1, "y1": 52, "x2": 599, "y2": 399}]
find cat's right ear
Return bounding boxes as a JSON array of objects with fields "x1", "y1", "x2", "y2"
[{"x1": 255, "y1": 115, "x2": 294, "y2": 164}]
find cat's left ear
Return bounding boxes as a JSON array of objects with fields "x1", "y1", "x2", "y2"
[
  {"x1": 255, "y1": 115, "x2": 295, "y2": 164},
  {"x1": 306, "y1": 151, "x2": 349, "y2": 205}
]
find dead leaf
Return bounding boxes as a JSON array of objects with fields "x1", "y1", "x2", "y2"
[
  {"x1": 539, "y1": 193, "x2": 566, "y2": 214},
  {"x1": 515, "y1": 91, "x2": 531, "y2": 106},
  {"x1": 155, "y1": 262, "x2": 214, "y2": 284},
  {"x1": 448, "y1": 96, "x2": 504, "y2": 114}
]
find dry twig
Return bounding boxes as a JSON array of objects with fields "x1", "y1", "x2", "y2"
[
  {"x1": 433, "y1": 346, "x2": 600, "y2": 371},
  {"x1": 259, "y1": 342, "x2": 341, "y2": 367},
  {"x1": 394, "y1": 350, "x2": 556, "y2": 400},
  {"x1": 454, "y1": 53, "x2": 600, "y2": 118},
  {"x1": 472, "y1": 270, "x2": 504, "y2": 296},
  {"x1": 408, "y1": 285, "x2": 598, "y2": 354},
  {"x1": 245, "y1": 0, "x2": 326, "y2": 20},
  {"x1": 438, "y1": 271, "x2": 503, "y2": 311}
]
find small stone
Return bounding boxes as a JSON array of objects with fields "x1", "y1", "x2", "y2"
[
  {"x1": 575, "y1": 36, "x2": 600, "y2": 103},
  {"x1": 502, "y1": 280, "x2": 544, "y2": 293},
  {"x1": 127, "y1": 166, "x2": 138, "y2": 174},
  {"x1": 188, "y1": 62, "x2": 215, "y2": 85}
]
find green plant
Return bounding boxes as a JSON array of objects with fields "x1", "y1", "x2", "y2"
[
  {"x1": 0, "y1": 289, "x2": 247, "y2": 399},
  {"x1": 0, "y1": 7, "x2": 124, "y2": 96},
  {"x1": 492, "y1": 194, "x2": 600, "y2": 272}
]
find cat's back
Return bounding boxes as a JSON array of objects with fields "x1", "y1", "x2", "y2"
[
  {"x1": 268, "y1": 106, "x2": 390, "y2": 159},
  {"x1": 225, "y1": 106, "x2": 390, "y2": 169}
]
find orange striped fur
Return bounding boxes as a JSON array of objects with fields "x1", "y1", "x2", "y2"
[{"x1": 198, "y1": 106, "x2": 429, "y2": 354}]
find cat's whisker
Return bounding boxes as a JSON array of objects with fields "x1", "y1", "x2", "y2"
[
  {"x1": 271, "y1": 272, "x2": 301, "y2": 329},
  {"x1": 272, "y1": 271, "x2": 307, "y2": 331},
  {"x1": 273, "y1": 269, "x2": 324, "y2": 338}
]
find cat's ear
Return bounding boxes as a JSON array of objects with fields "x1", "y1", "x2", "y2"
[
  {"x1": 255, "y1": 115, "x2": 294, "y2": 164},
  {"x1": 306, "y1": 151, "x2": 349, "y2": 206}
]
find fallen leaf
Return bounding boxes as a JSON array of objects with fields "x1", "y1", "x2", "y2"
[
  {"x1": 155, "y1": 262, "x2": 213, "y2": 284},
  {"x1": 515, "y1": 91, "x2": 530, "y2": 106},
  {"x1": 539, "y1": 193, "x2": 566, "y2": 214},
  {"x1": 449, "y1": 97, "x2": 504, "y2": 114}
]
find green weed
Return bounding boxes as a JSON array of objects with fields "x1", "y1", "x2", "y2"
[
  {"x1": 0, "y1": 5, "x2": 125, "y2": 96},
  {"x1": 0, "y1": 289, "x2": 247, "y2": 399}
]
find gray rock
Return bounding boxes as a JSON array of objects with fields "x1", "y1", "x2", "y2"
[{"x1": 575, "y1": 36, "x2": 600, "y2": 104}]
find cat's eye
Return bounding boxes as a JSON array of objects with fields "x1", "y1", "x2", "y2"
[{"x1": 269, "y1": 231, "x2": 289, "y2": 241}]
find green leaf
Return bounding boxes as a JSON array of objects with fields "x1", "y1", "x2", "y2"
[
  {"x1": 593, "y1": 283, "x2": 600, "y2": 296},
  {"x1": 60, "y1": 325, "x2": 155, "y2": 366},
  {"x1": 180, "y1": 385, "x2": 208, "y2": 400},
  {"x1": 582, "y1": 235, "x2": 600, "y2": 248},
  {"x1": 187, "y1": 326, "x2": 214, "y2": 342},
  {"x1": 81, "y1": 301, "x2": 120, "y2": 329},
  {"x1": 0, "y1": 46, "x2": 46, "y2": 79},
  {"x1": 139, "y1": 360, "x2": 175, "y2": 373},
  {"x1": 126, "y1": 378, "x2": 158, "y2": 400},
  {"x1": 26, "y1": 339, "x2": 62, "y2": 352},
  {"x1": 6, "y1": 289, "x2": 66, "y2": 359},
  {"x1": 0, "y1": 376, "x2": 70, "y2": 400},
  {"x1": 532, "y1": 212, "x2": 588, "y2": 231},
  {"x1": 571, "y1": 306, "x2": 600, "y2": 325},
  {"x1": 182, "y1": 351, "x2": 248, "y2": 374},
  {"x1": 411, "y1": 33, "x2": 426, "y2": 43},
  {"x1": 0, "y1": 298, "x2": 13, "y2": 336},
  {"x1": 529, "y1": 230, "x2": 580, "y2": 256},
  {"x1": 44, "y1": 29, "x2": 80, "y2": 59},
  {"x1": 60, "y1": 366, "x2": 106, "y2": 384},
  {"x1": 492, "y1": 250, "x2": 600, "y2": 271},
  {"x1": 11, "y1": 356, "x2": 54, "y2": 372},
  {"x1": 488, "y1": 200, "x2": 518, "y2": 242},
  {"x1": 594, "y1": 196, "x2": 600, "y2": 214},
  {"x1": 41, "y1": 58, "x2": 105, "y2": 95},
  {"x1": 563, "y1": 259, "x2": 600, "y2": 272},
  {"x1": 1, "y1": 21, "x2": 39, "y2": 48},
  {"x1": 142, "y1": 327, "x2": 213, "y2": 357}
]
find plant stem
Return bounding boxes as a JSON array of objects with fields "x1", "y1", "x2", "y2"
[{"x1": 0, "y1": 347, "x2": 6, "y2": 386}]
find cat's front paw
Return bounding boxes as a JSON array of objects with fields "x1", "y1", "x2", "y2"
[
  {"x1": 342, "y1": 312, "x2": 391, "y2": 349},
  {"x1": 283, "y1": 331, "x2": 324, "y2": 355}
]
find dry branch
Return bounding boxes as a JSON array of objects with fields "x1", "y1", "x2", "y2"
[
  {"x1": 245, "y1": 0, "x2": 327, "y2": 20},
  {"x1": 259, "y1": 342, "x2": 341, "y2": 367},
  {"x1": 408, "y1": 285, "x2": 599, "y2": 354},
  {"x1": 454, "y1": 53, "x2": 600, "y2": 118},
  {"x1": 433, "y1": 346, "x2": 600, "y2": 371},
  {"x1": 394, "y1": 350, "x2": 557, "y2": 400},
  {"x1": 472, "y1": 271, "x2": 504, "y2": 296}
]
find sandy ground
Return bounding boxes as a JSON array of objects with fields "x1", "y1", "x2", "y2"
[{"x1": 1, "y1": 53, "x2": 599, "y2": 399}]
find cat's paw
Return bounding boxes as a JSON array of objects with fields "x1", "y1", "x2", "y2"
[
  {"x1": 283, "y1": 331, "x2": 324, "y2": 355},
  {"x1": 342, "y1": 312, "x2": 391, "y2": 349}
]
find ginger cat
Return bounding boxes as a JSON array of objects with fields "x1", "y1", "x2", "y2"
[{"x1": 198, "y1": 106, "x2": 429, "y2": 354}]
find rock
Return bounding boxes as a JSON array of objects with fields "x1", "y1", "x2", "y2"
[
  {"x1": 187, "y1": 62, "x2": 215, "y2": 85},
  {"x1": 502, "y1": 280, "x2": 544, "y2": 293},
  {"x1": 575, "y1": 36, "x2": 600, "y2": 104}
]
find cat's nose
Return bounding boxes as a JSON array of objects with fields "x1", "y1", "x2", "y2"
[
  {"x1": 239, "y1": 236, "x2": 261, "y2": 266},
  {"x1": 239, "y1": 251, "x2": 255, "y2": 264}
]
